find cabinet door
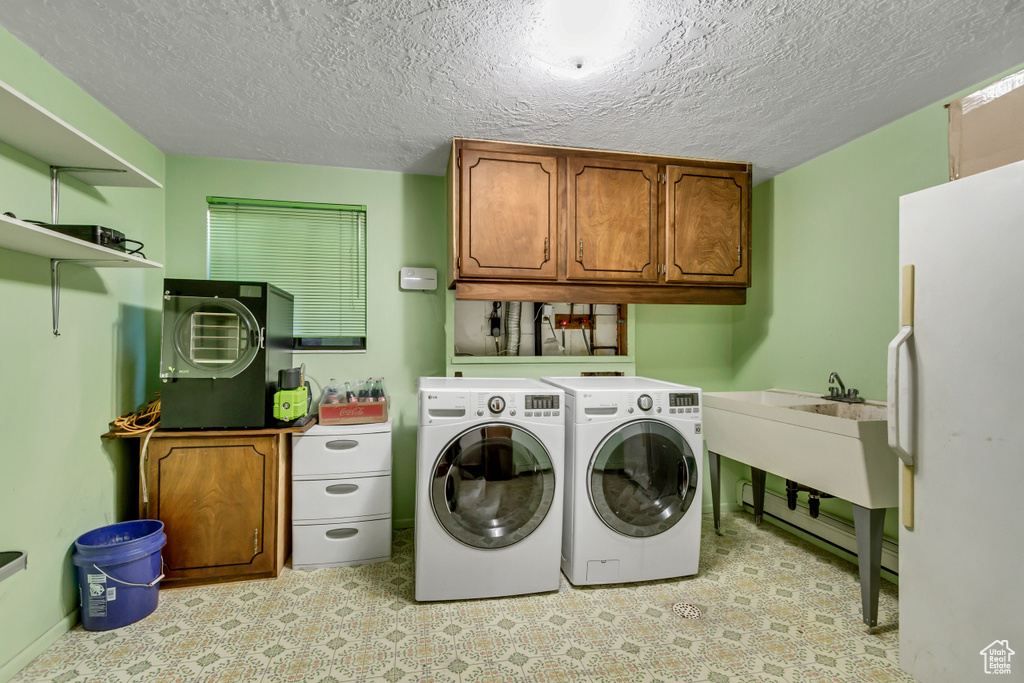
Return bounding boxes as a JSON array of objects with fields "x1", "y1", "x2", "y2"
[
  {"x1": 459, "y1": 149, "x2": 558, "y2": 280},
  {"x1": 147, "y1": 436, "x2": 276, "y2": 580},
  {"x1": 567, "y1": 158, "x2": 659, "y2": 282},
  {"x1": 665, "y1": 166, "x2": 749, "y2": 285}
]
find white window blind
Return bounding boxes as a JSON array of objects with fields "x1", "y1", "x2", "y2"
[{"x1": 207, "y1": 199, "x2": 367, "y2": 341}]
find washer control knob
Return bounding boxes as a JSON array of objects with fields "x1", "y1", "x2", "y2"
[
  {"x1": 488, "y1": 396, "x2": 506, "y2": 414},
  {"x1": 638, "y1": 394, "x2": 653, "y2": 411}
]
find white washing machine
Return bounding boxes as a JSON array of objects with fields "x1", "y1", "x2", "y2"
[
  {"x1": 415, "y1": 377, "x2": 565, "y2": 601},
  {"x1": 542, "y1": 376, "x2": 703, "y2": 585}
]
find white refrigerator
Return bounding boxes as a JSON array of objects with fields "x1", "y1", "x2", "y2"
[{"x1": 891, "y1": 159, "x2": 1024, "y2": 682}]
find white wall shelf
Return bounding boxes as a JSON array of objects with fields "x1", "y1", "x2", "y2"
[
  {"x1": 0, "y1": 213, "x2": 162, "y2": 267},
  {"x1": 0, "y1": 552, "x2": 27, "y2": 584},
  {"x1": 0, "y1": 78, "x2": 162, "y2": 189}
]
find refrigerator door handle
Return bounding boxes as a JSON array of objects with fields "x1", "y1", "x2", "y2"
[{"x1": 888, "y1": 327, "x2": 914, "y2": 467}]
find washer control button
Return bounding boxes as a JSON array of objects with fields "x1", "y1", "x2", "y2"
[
  {"x1": 628, "y1": 407, "x2": 634, "y2": 414},
  {"x1": 509, "y1": 410, "x2": 516, "y2": 416},
  {"x1": 553, "y1": 411, "x2": 560, "y2": 417},
  {"x1": 477, "y1": 409, "x2": 484, "y2": 416},
  {"x1": 488, "y1": 396, "x2": 506, "y2": 413},
  {"x1": 637, "y1": 394, "x2": 653, "y2": 411}
]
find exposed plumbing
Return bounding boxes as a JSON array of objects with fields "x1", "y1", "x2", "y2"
[{"x1": 506, "y1": 302, "x2": 521, "y2": 356}]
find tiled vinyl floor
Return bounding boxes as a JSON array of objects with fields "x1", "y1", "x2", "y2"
[{"x1": 12, "y1": 512, "x2": 913, "y2": 682}]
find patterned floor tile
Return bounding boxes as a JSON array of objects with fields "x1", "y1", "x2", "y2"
[
  {"x1": 197, "y1": 653, "x2": 270, "y2": 683},
  {"x1": 10, "y1": 513, "x2": 913, "y2": 683},
  {"x1": 394, "y1": 632, "x2": 459, "y2": 670},
  {"x1": 365, "y1": 666, "x2": 461, "y2": 683},
  {"x1": 126, "y1": 660, "x2": 203, "y2": 682},
  {"x1": 452, "y1": 625, "x2": 516, "y2": 664},
  {"x1": 638, "y1": 645, "x2": 711, "y2": 681},
  {"x1": 330, "y1": 640, "x2": 396, "y2": 679},
  {"x1": 579, "y1": 649, "x2": 655, "y2": 682},
  {"x1": 262, "y1": 646, "x2": 335, "y2": 682},
  {"x1": 509, "y1": 622, "x2": 573, "y2": 658}
]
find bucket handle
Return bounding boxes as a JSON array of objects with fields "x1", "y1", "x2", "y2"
[{"x1": 91, "y1": 563, "x2": 164, "y2": 589}]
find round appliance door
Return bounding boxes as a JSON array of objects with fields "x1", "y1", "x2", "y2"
[
  {"x1": 589, "y1": 419, "x2": 698, "y2": 538},
  {"x1": 166, "y1": 296, "x2": 260, "y2": 379},
  {"x1": 431, "y1": 423, "x2": 556, "y2": 549}
]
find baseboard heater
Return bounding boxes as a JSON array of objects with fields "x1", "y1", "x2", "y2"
[{"x1": 738, "y1": 481, "x2": 898, "y2": 575}]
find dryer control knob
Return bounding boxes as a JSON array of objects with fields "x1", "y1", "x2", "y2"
[
  {"x1": 638, "y1": 394, "x2": 653, "y2": 411},
  {"x1": 488, "y1": 396, "x2": 506, "y2": 413}
]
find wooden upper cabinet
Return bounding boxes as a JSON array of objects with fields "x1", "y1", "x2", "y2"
[
  {"x1": 665, "y1": 165, "x2": 749, "y2": 286},
  {"x1": 567, "y1": 158, "x2": 659, "y2": 282},
  {"x1": 459, "y1": 149, "x2": 558, "y2": 280},
  {"x1": 449, "y1": 138, "x2": 752, "y2": 305}
]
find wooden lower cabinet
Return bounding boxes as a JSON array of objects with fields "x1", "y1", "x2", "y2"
[{"x1": 141, "y1": 431, "x2": 290, "y2": 587}]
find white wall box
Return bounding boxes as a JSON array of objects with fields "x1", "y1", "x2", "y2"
[{"x1": 291, "y1": 421, "x2": 392, "y2": 569}]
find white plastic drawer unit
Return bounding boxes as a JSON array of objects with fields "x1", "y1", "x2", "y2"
[
  {"x1": 292, "y1": 423, "x2": 392, "y2": 477},
  {"x1": 293, "y1": 474, "x2": 391, "y2": 522},
  {"x1": 292, "y1": 517, "x2": 392, "y2": 569}
]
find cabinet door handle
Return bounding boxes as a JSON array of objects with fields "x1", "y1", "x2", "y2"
[
  {"x1": 325, "y1": 483, "x2": 359, "y2": 495},
  {"x1": 326, "y1": 528, "x2": 359, "y2": 540},
  {"x1": 737, "y1": 244, "x2": 742, "y2": 264},
  {"x1": 326, "y1": 439, "x2": 359, "y2": 451},
  {"x1": 578, "y1": 239, "x2": 583, "y2": 261},
  {"x1": 544, "y1": 236, "x2": 549, "y2": 261},
  {"x1": 254, "y1": 528, "x2": 259, "y2": 554}
]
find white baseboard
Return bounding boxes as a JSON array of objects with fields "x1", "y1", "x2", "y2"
[
  {"x1": 737, "y1": 481, "x2": 899, "y2": 575},
  {"x1": 0, "y1": 610, "x2": 78, "y2": 683}
]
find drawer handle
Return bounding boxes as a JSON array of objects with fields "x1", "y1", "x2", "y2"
[
  {"x1": 325, "y1": 528, "x2": 359, "y2": 540},
  {"x1": 325, "y1": 483, "x2": 359, "y2": 495},
  {"x1": 428, "y1": 409, "x2": 465, "y2": 418},
  {"x1": 326, "y1": 439, "x2": 359, "y2": 450}
]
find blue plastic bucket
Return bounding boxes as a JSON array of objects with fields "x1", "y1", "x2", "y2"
[{"x1": 72, "y1": 520, "x2": 166, "y2": 631}]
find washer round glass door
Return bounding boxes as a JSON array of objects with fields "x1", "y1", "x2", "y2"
[
  {"x1": 589, "y1": 419, "x2": 698, "y2": 537},
  {"x1": 431, "y1": 423, "x2": 556, "y2": 549}
]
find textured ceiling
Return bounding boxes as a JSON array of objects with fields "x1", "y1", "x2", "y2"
[{"x1": 2, "y1": 0, "x2": 1023, "y2": 182}]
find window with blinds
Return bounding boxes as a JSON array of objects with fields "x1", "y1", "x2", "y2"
[{"x1": 207, "y1": 197, "x2": 367, "y2": 350}]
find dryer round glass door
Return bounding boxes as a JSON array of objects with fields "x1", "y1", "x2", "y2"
[
  {"x1": 589, "y1": 419, "x2": 698, "y2": 537},
  {"x1": 431, "y1": 423, "x2": 556, "y2": 549}
]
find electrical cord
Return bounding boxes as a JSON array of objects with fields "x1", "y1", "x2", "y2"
[
  {"x1": 109, "y1": 395, "x2": 161, "y2": 510},
  {"x1": 111, "y1": 395, "x2": 161, "y2": 433}
]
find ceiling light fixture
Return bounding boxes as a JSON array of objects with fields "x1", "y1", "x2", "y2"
[{"x1": 535, "y1": 0, "x2": 632, "y2": 78}]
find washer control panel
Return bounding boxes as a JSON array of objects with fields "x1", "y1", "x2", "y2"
[{"x1": 420, "y1": 388, "x2": 564, "y2": 425}]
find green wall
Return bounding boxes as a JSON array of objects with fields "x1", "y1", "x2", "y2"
[
  {"x1": 163, "y1": 155, "x2": 447, "y2": 528},
  {"x1": 0, "y1": 27, "x2": 165, "y2": 679}
]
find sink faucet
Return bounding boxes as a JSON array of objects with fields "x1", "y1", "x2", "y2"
[{"x1": 825, "y1": 372, "x2": 864, "y2": 403}]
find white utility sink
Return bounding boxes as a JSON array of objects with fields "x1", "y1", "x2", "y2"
[
  {"x1": 703, "y1": 388, "x2": 899, "y2": 629},
  {"x1": 703, "y1": 389, "x2": 897, "y2": 509}
]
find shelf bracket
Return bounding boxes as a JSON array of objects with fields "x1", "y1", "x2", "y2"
[
  {"x1": 50, "y1": 258, "x2": 118, "y2": 336},
  {"x1": 50, "y1": 166, "x2": 126, "y2": 224}
]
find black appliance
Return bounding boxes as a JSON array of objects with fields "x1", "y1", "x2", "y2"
[{"x1": 159, "y1": 279, "x2": 294, "y2": 429}]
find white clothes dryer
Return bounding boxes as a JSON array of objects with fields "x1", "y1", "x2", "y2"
[
  {"x1": 542, "y1": 376, "x2": 703, "y2": 585},
  {"x1": 415, "y1": 377, "x2": 565, "y2": 601}
]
